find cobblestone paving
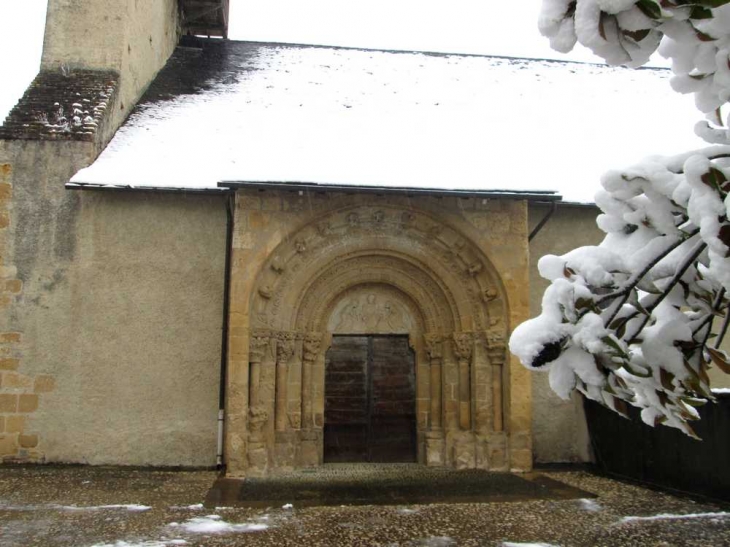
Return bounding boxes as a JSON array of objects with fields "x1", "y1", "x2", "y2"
[{"x1": 0, "y1": 465, "x2": 728, "y2": 546}]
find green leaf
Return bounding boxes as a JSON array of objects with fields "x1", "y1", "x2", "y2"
[
  {"x1": 690, "y1": 5, "x2": 714, "y2": 18},
  {"x1": 602, "y1": 335, "x2": 628, "y2": 357},
  {"x1": 707, "y1": 346, "x2": 730, "y2": 373},
  {"x1": 637, "y1": 0, "x2": 663, "y2": 19},
  {"x1": 660, "y1": 368, "x2": 676, "y2": 390},
  {"x1": 696, "y1": 0, "x2": 730, "y2": 8},
  {"x1": 623, "y1": 28, "x2": 652, "y2": 41}
]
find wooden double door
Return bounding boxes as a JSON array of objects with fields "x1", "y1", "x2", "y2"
[{"x1": 324, "y1": 335, "x2": 417, "y2": 463}]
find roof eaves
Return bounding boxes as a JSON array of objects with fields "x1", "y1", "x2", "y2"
[
  {"x1": 218, "y1": 180, "x2": 562, "y2": 202},
  {"x1": 65, "y1": 182, "x2": 230, "y2": 195}
]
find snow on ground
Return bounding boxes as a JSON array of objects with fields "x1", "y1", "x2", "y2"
[
  {"x1": 91, "y1": 541, "x2": 188, "y2": 547},
  {"x1": 168, "y1": 514, "x2": 269, "y2": 534},
  {"x1": 502, "y1": 542, "x2": 560, "y2": 547},
  {"x1": 578, "y1": 498, "x2": 602, "y2": 511},
  {"x1": 71, "y1": 43, "x2": 704, "y2": 203},
  {"x1": 620, "y1": 511, "x2": 730, "y2": 523},
  {"x1": 0, "y1": 503, "x2": 150, "y2": 512}
]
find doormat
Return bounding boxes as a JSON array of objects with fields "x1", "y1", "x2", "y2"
[{"x1": 205, "y1": 463, "x2": 594, "y2": 508}]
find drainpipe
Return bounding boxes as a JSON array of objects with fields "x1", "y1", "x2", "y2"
[
  {"x1": 528, "y1": 201, "x2": 558, "y2": 242},
  {"x1": 217, "y1": 192, "x2": 235, "y2": 470}
]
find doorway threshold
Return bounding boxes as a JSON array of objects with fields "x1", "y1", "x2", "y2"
[{"x1": 204, "y1": 463, "x2": 594, "y2": 508}]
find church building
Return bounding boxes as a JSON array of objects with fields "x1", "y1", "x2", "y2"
[{"x1": 3, "y1": 0, "x2": 682, "y2": 476}]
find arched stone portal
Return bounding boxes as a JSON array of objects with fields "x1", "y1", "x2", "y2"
[{"x1": 225, "y1": 189, "x2": 533, "y2": 477}]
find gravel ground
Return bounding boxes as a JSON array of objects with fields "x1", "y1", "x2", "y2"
[{"x1": 0, "y1": 465, "x2": 728, "y2": 546}]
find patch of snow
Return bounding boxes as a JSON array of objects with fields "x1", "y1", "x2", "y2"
[
  {"x1": 621, "y1": 511, "x2": 730, "y2": 523},
  {"x1": 414, "y1": 537, "x2": 456, "y2": 547},
  {"x1": 578, "y1": 498, "x2": 602, "y2": 511},
  {"x1": 90, "y1": 541, "x2": 187, "y2": 547},
  {"x1": 712, "y1": 388, "x2": 730, "y2": 394},
  {"x1": 60, "y1": 504, "x2": 151, "y2": 512},
  {"x1": 169, "y1": 515, "x2": 268, "y2": 534},
  {"x1": 71, "y1": 44, "x2": 704, "y2": 203},
  {"x1": 502, "y1": 543, "x2": 560, "y2": 547},
  {"x1": 169, "y1": 504, "x2": 203, "y2": 510},
  {"x1": 281, "y1": 503, "x2": 293, "y2": 509}
]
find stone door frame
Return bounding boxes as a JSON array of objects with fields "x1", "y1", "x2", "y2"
[{"x1": 224, "y1": 191, "x2": 532, "y2": 477}]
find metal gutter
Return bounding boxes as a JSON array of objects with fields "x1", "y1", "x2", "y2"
[
  {"x1": 218, "y1": 180, "x2": 562, "y2": 202},
  {"x1": 65, "y1": 182, "x2": 229, "y2": 195},
  {"x1": 217, "y1": 193, "x2": 234, "y2": 470}
]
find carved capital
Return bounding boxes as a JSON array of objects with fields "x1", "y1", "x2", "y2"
[
  {"x1": 452, "y1": 332, "x2": 473, "y2": 362},
  {"x1": 249, "y1": 330, "x2": 271, "y2": 364},
  {"x1": 486, "y1": 327, "x2": 506, "y2": 350},
  {"x1": 423, "y1": 334, "x2": 443, "y2": 362},
  {"x1": 276, "y1": 332, "x2": 296, "y2": 364},
  {"x1": 249, "y1": 404, "x2": 269, "y2": 434},
  {"x1": 302, "y1": 332, "x2": 323, "y2": 363}
]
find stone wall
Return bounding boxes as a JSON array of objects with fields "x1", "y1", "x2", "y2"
[
  {"x1": 0, "y1": 140, "x2": 227, "y2": 465},
  {"x1": 527, "y1": 203, "x2": 602, "y2": 463}
]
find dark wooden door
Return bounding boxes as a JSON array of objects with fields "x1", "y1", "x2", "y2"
[{"x1": 324, "y1": 335, "x2": 416, "y2": 463}]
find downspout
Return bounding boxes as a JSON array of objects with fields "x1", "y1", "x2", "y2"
[
  {"x1": 217, "y1": 192, "x2": 235, "y2": 470},
  {"x1": 528, "y1": 201, "x2": 558, "y2": 242}
]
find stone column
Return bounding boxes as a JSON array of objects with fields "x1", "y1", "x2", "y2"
[
  {"x1": 424, "y1": 333, "x2": 445, "y2": 466},
  {"x1": 300, "y1": 332, "x2": 323, "y2": 467},
  {"x1": 486, "y1": 328, "x2": 506, "y2": 433},
  {"x1": 452, "y1": 333, "x2": 473, "y2": 431},
  {"x1": 301, "y1": 332, "x2": 322, "y2": 429},
  {"x1": 275, "y1": 332, "x2": 296, "y2": 432},
  {"x1": 247, "y1": 330, "x2": 272, "y2": 475},
  {"x1": 424, "y1": 334, "x2": 443, "y2": 430}
]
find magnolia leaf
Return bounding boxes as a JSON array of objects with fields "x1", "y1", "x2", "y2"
[
  {"x1": 637, "y1": 0, "x2": 663, "y2": 19},
  {"x1": 564, "y1": 266, "x2": 576, "y2": 277},
  {"x1": 660, "y1": 368, "x2": 675, "y2": 390},
  {"x1": 654, "y1": 414, "x2": 668, "y2": 426},
  {"x1": 612, "y1": 396, "x2": 630, "y2": 418},
  {"x1": 680, "y1": 396, "x2": 708, "y2": 407},
  {"x1": 696, "y1": 0, "x2": 730, "y2": 8},
  {"x1": 623, "y1": 28, "x2": 652, "y2": 41},
  {"x1": 690, "y1": 5, "x2": 713, "y2": 18},
  {"x1": 602, "y1": 335, "x2": 628, "y2": 357},
  {"x1": 707, "y1": 346, "x2": 730, "y2": 373}
]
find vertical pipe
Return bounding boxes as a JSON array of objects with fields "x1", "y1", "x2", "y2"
[{"x1": 216, "y1": 192, "x2": 234, "y2": 469}]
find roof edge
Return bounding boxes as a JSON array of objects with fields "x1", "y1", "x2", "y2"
[{"x1": 218, "y1": 180, "x2": 562, "y2": 201}]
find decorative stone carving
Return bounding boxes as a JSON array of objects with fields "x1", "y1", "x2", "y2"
[
  {"x1": 258, "y1": 285, "x2": 273, "y2": 299},
  {"x1": 452, "y1": 333, "x2": 473, "y2": 361},
  {"x1": 316, "y1": 221, "x2": 332, "y2": 236},
  {"x1": 248, "y1": 405, "x2": 269, "y2": 438},
  {"x1": 302, "y1": 332, "x2": 322, "y2": 362},
  {"x1": 249, "y1": 330, "x2": 271, "y2": 365},
  {"x1": 271, "y1": 256, "x2": 285, "y2": 274},
  {"x1": 481, "y1": 287, "x2": 498, "y2": 302},
  {"x1": 275, "y1": 332, "x2": 296, "y2": 432},
  {"x1": 423, "y1": 334, "x2": 443, "y2": 361},
  {"x1": 329, "y1": 288, "x2": 415, "y2": 334},
  {"x1": 346, "y1": 212, "x2": 360, "y2": 227},
  {"x1": 372, "y1": 210, "x2": 385, "y2": 224},
  {"x1": 295, "y1": 239, "x2": 307, "y2": 254}
]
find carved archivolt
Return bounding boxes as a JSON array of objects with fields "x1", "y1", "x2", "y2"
[{"x1": 250, "y1": 205, "x2": 507, "y2": 336}]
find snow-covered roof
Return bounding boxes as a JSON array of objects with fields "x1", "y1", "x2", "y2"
[{"x1": 70, "y1": 39, "x2": 707, "y2": 203}]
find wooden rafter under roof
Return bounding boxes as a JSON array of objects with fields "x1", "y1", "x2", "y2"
[{"x1": 180, "y1": 0, "x2": 229, "y2": 38}]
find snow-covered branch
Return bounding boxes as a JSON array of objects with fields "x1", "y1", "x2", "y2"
[{"x1": 510, "y1": 0, "x2": 730, "y2": 435}]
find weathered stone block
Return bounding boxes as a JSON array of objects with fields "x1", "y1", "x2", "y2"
[
  {"x1": 0, "y1": 358, "x2": 19, "y2": 371},
  {"x1": 18, "y1": 394, "x2": 39, "y2": 413},
  {"x1": 0, "y1": 434, "x2": 17, "y2": 456},
  {"x1": 19, "y1": 434, "x2": 38, "y2": 448},
  {"x1": 0, "y1": 394, "x2": 17, "y2": 412},
  {"x1": 4, "y1": 280, "x2": 22, "y2": 294},
  {"x1": 3, "y1": 373, "x2": 32, "y2": 390},
  {"x1": 34, "y1": 375, "x2": 56, "y2": 393},
  {"x1": 0, "y1": 416, "x2": 4, "y2": 432},
  {"x1": 510, "y1": 448, "x2": 533, "y2": 473},
  {"x1": 6, "y1": 415, "x2": 24, "y2": 433},
  {"x1": 0, "y1": 332, "x2": 21, "y2": 343}
]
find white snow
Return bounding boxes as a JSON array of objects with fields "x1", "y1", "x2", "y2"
[
  {"x1": 712, "y1": 388, "x2": 730, "y2": 394},
  {"x1": 502, "y1": 543, "x2": 560, "y2": 547},
  {"x1": 71, "y1": 43, "x2": 704, "y2": 203},
  {"x1": 91, "y1": 541, "x2": 187, "y2": 547},
  {"x1": 621, "y1": 511, "x2": 730, "y2": 523},
  {"x1": 169, "y1": 504, "x2": 204, "y2": 510},
  {"x1": 0, "y1": 503, "x2": 151, "y2": 512},
  {"x1": 169, "y1": 514, "x2": 269, "y2": 534},
  {"x1": 578, "y1": 498, "x2": 602, "y2": 511},
  {"x1": 281, "y1": 503, "x2": 293, "y2": 509}
]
